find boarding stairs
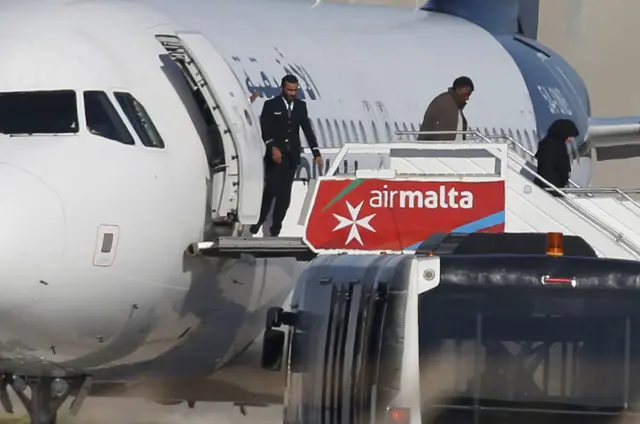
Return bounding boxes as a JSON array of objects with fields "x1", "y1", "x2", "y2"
[
  {"x1": 189, "y1": 130, "x2": 640, "y2": 261},
  {"x1": 492, "y1": 132, "x2": 640, "y2": 260},
  {"x1": 271, "y1": 130, "x2": 640, "y2": 260}
]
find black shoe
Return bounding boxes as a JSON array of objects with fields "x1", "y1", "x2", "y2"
[
  {"x1": 249, "y1": 224, "x2": 260, "y2": 235},
  {"x1": 269, "y1": 228, "x2": 280, "y2": 237}
]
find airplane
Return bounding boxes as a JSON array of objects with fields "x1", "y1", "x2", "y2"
[{"x1": 0, "y1": 0, "x2": 638, "y2": 422}]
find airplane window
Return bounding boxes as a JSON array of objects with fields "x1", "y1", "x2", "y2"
[
  {"x1": 411, "y1": 122, "x2": 418, "y2": 139},
  {"x1": 325, "y1": 118, "x2": 334, "y2": 146},
  {"x1": 316, "y1": 118, "x2": 326, "y2": 144},
  {"x1": 358, "y1": 121, "x2": 367, "y2": 142},
  {"x1": 371, "y1": 121, "x2": 379, "y2": 143},
  {"x1": 403, "y1": 122, "x2": 411, "y2": 140},
  {"x1": 401, "y1": 122, "x2": 409, "y2": 140},
  {"x1": 394, "y1": 122, "x2": 401, "y2": 139},
  {"x1": 84, "y1": 91, "x2": 134, "y2": 145},
  {"x1": 384, "y1": 121, "x2": 392, "y2": 141},
  {"x1": 524, "y1": 129, "x2": 532, "y2": 149},
  {"x1": 350, "y1": 121, "x2": 359, "y2": 142},
  {"x1": 333, "y1": 119, "x2": 343, "y2": 144},
  {"x1": 114, "y1": 92, "x2": 165, "y2": 148},
  {"x1": 0, "y1": 90, "x2": 78, "y2": 135},
  {"x1": 341, "y1": 120, "x2": 350, "y2": 142}
]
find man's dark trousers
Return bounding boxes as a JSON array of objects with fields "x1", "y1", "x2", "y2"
[{"x1": 252, "y1": 154, "x2": 297, "y2": 236}]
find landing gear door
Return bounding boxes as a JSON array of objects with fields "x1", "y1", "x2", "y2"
[{"x1": 176, "y1": 31, "x2": 264, "y2": 224}]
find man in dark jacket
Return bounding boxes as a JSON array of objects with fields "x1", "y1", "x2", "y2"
[
  {"x1": 418, "y1": 76, "x2": 474, "y2": 141},
  {"x1": 250, "y1": 74, "x2": 323, "y2": 237},
  {"x1": 533, "y1": 119, "x2": 579, "y2": 197}
]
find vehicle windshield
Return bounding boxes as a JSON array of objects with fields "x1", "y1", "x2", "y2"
[
  {"x1": 419, "y1": 289, "x2": 640, "y2": 424},
  {"x1": 0, "y1": 90, "x2": 78, "y2": 135}
]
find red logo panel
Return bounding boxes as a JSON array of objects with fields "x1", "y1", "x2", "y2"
[{"x1": 304, "y1": 178, "x2": 506, "y2": 252}]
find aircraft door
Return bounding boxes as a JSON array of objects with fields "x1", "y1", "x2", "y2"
[{"x1": 174, "y1": 31, "x2": 264, "y2": 225}]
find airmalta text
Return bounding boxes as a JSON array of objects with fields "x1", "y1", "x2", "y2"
[{"x1": 369, "y1": 185, "x2": 474, "y2": 209}]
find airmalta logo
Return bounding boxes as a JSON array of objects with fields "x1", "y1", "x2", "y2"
[
  {"x1": 370, "y1": 184, "x2": 474, "y2": 209},
  {"x1": 304, "y1": 179, "x2": 505, "y2": 252}
]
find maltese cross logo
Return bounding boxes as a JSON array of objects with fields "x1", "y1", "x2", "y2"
[{"x1": 332, "y1": 201, "x2": 376, "y2": 246}]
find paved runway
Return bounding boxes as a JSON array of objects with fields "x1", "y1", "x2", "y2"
[{"x1": 0, "y1": 395, "x2": 283, "y2": 424}]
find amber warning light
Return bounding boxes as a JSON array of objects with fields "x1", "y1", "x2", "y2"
[{"x1": 546, "y1": 232, "x2": 564, "y2": 257}]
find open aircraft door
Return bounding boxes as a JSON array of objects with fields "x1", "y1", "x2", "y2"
[{"x1": 161, "y1": 31, "x2": 264, "y2": 224}]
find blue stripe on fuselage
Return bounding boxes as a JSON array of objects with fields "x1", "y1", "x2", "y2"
[{"x1": 493, "y1": 35, "x2": 590, "y2": 147}]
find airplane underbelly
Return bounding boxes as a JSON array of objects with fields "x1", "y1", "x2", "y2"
[
  {"x1": 80, "y1": 255, "x2": 301, "y2": 381},
  {"x1": 0, "y1": 268, "x2": 189, "y2": 373},
  {"x1": 0, "y1": 254, "x2": 302, "y2": 379}
]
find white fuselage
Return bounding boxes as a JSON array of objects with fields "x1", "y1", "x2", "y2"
[{"x1": 0, "y1": 0, "x2": 593, "y2": 404}]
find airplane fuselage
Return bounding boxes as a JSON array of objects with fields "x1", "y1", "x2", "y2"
[{"x1": 0, "y1": 0, "x2": 594, "y2": 407}]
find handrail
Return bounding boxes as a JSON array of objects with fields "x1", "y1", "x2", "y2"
[
  {"x1": 506, "y1": 149, "x2": 640, "y2": 258},
  {"x1": 561, "y1": 187, "x2": 640, "y2": 195},
  {"x1": 476, "y1": 133, "x2": 640, "y2": 204},
  {"x1": 325, "y1": 139, "x2": 507, "y2": 178},
  {"x1": 561, "y1": 187, "x2": 640, "y2": 212},
  {"x1": 462, "y1": 133, "x2": 640, "y2": 211},
  {"x1": 397, "y1": 130, "x2": 640, "y2": 198},
  {"x1": 390, "y1": 130, "x2": 640, "y2": 257},
  {"x1": 480, "y1": 134, "x2": 582, "y2": 189},
  {"x1": 395, "y1": 130, "x2": 581, "y2": 188},
  {"x1": 395, "y1": 130, "x2": 494, "y2": 143}
]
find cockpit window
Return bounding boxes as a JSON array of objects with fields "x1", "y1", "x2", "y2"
[
  {"x1": 114, "y1": 92, "x2": 165, "y2": 149},
  {"x1": 84, "y1": 91, "x2": 134, "y2": 145},
  {"x1": 0, "y1": 90, "x2": 78, "y2": 135}
]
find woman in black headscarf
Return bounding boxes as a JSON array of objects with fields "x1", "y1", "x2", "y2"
[{"x1": 533, "y1": 119, "x2": 579, "y2": 197}]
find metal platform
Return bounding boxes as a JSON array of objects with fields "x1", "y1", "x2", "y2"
[{"x1": 187, "y1": 237, "x2": 316, "y2": 261}]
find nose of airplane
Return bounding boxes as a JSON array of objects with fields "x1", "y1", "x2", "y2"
[{"x1": 0, "y1": 164, "x2": 65, "y2": 319}]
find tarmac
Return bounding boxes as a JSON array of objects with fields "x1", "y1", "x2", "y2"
[{"x1": 2, "y1": 1, "x2": 639, "y2": 423}]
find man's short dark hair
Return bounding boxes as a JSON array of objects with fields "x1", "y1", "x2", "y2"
[
  {"x1": 281, "y1": 74, "x2": 299, "y2": 87},
  {"x1": 452, "y1": 76, "x2": 474, "y2": 91}
]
